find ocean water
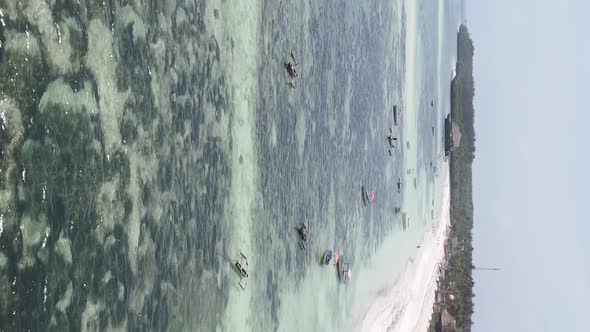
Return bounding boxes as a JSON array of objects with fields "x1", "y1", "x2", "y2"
[{"x1": 0, "y1": 0, "x2": 461, "y2": 331}]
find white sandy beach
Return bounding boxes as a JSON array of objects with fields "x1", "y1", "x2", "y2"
[{"x1": 355, "y1": 167, "x2": 451, "y2": 332}]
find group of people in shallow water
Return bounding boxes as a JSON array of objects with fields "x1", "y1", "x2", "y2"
[
  {"x1": 235, "y1": 223, "x2": 308, "y2": 290},
  {"x1": 387, "y1": 128, "x2": 397, "y2": 156},
  {"x1": 236, "y1": 53, "x2": 429, "y2": 291},
  {"x1": 389, "y1": 127, "x2": 405, "y2": 214}
]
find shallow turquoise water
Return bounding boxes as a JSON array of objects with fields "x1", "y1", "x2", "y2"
[{"x1": 0, "y1": 0, "x2": 461, "y2": 330}]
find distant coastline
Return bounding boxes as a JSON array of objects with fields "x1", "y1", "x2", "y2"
[{"x1": 429, "y1": 24, "x2": 476, "y2": 332}]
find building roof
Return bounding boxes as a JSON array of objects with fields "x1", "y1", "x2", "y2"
[
  {"x1": 452, "y1": 123, "x2": 462, "y2": 147},
  {"x1": 441, "y1": 309, "x2": 457, "y2": 329}
]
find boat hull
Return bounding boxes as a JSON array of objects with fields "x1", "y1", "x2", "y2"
[{"x1": 323, "y1": 250, "x2": 333, "y2": 265}]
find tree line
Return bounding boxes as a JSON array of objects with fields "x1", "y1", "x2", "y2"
[{"x1": 429, "y1": 24, "x2": 476, "y2": 332}]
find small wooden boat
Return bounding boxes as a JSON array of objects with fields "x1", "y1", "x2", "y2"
[
  {"x1": 338, "y1": 260, "x2": 352, "y2": 283},
  {"x1": 323, "y1": 250, "x2": 333, "y2": 265},
  {"x1": 234, "y1": 261, "x2": 248, "y2": 278},
  {"x1": 234, "y1": 252, "x2": 249, "y2": 290}
]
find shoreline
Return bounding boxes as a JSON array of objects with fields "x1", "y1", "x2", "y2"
[{"x1": 354, "y1": 166, "x2": 451, "y2": 332}]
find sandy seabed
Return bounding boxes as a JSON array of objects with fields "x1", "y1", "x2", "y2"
[{"x1": 355, "y1": 166, "x2": 451, "y2": 332}]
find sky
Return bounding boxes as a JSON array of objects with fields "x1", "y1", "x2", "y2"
[{"x1": 469, "y1": 0, "x2": 590, "y2": 331}]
